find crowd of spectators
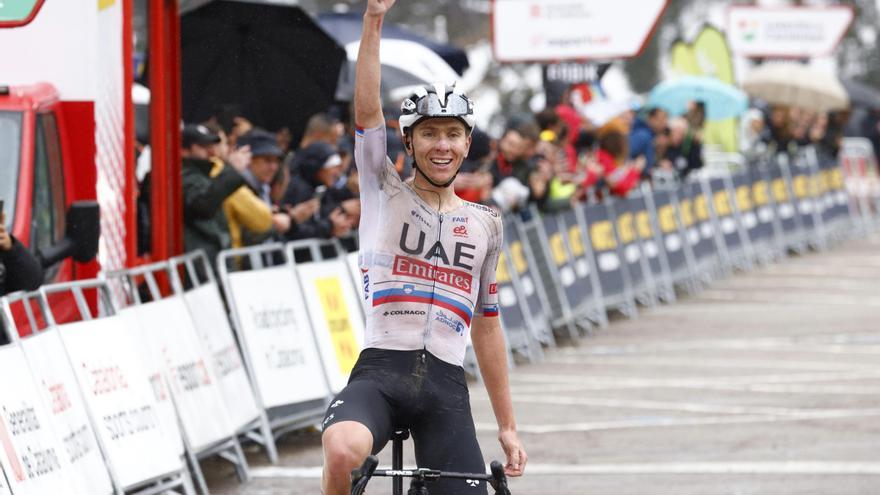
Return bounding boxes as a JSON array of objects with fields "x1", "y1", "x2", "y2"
[{"x1": 173, "y1": 82, "x2": 872, "y2": 262}]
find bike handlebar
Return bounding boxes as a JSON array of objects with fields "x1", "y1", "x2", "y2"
[{"x1": 350, "y1": 456, "x2": 511, "y2": 494}]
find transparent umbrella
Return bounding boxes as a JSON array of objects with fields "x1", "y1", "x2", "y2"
[{"x1": 742, "y1": 63, "x2": 849, "y2": 113}]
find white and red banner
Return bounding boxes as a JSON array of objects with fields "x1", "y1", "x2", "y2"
[
  {"x1": 226, "y1": 266, "x2": 329, "y2": 407},
  {"x1": 296, "y1": 260, "x2": 365, "y2": 393},
  {"x1": 20, "y1": 331, "x2": 113, "y2": 495},
  {"x1": 183, "y1": 283, "x2": 261, "y2": 431},
  {"x1": 130, "y1": 297, "x2": 234, "y2": 452},
  {"x1": 0, "y1": 346, "x2": 73, "y2": 495},
  {"x1": 491, "y1": 0, "x2": 668, "y2": 62},
  {"x1": 727, "y1": 6, "x2": 853, "y2": 58},
  {"x1": 59, "y1": 316, "x2": 184, "y2": 488}
]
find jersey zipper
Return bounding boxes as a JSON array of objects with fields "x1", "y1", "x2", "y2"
[{"x1": 422, "y1": 213, "x2": 442, "y2": 350}]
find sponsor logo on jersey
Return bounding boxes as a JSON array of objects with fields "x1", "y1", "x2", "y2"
[
  {"x1": 373, "y1": 287, "x2": 473, "y2": 325},
  {"x1": 361, "y1": 268, "x2": 370, "y2": 300},
  {"x1": 468, "y1": 202, "x2": 500, "y2": 217},
  {"x1": 382, "y1": 310, "x2": 427, "y2": 316},
  {"x1": 410, "y1": 209, "x2": 432, "y2": 228},
  {"x1": 434, "y1": 310, "x2": 466, "y2": 335},
  {"x1": 488, "y1": 283, "x2": 497, "y2": 294},
  {"x1": 392, "y1": 256, "x2": 473, "y2": 292},
  {"x1": 451, "y1": 216, "x2": 468, "y2": 223},
  {"x1": 453, "y1": 225, "x2": 468, "y2": 238},
  {"x1": 399, "y1": 222, "x2": 477, "y2": 271}
]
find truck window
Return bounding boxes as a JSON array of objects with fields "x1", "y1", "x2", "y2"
[
  {"x1": 0, "y1": 111, "x2": 22, "y2": 223},
  {"x1": 30, "y1": 112, "x2": 66, "y2": 260}
]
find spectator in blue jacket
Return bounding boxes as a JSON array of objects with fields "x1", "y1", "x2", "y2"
[{"x1": 629, "y1": 107, "x2": 668, "y2": 178}]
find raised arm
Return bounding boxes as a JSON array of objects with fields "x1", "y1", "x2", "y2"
[{"x1": 354, "y1": 0, "x2": 395, "y2": 129}]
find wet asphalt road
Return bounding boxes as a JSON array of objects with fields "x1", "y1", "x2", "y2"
[{"x1": 204, "y1": 232, "x2": 880, "y2": 495}]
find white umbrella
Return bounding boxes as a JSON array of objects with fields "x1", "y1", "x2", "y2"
[
  {"x1": 742, "y1": 63, "x2": 849, "y2": 113},
  {"x1": 337, "y1": 39, "x2": 460, "y2": 100}
]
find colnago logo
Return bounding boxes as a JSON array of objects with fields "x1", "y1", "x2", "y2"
[
  {"x1": 382, "y1": 310, "x2": 427, "y2": 316},
  {"x1": 393, "y1": 256, "x2": 473, "y2": 292},
  {"x1": 453, "y1": 225, "x2": 468, "y2": 237}
]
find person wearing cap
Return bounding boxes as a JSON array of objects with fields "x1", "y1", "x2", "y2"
[
  {"x1": 281, "y1": 141, "x2": 356, "y2": 241},
  {"x1": 181, "y1": 123, "x2": 252, "y2": 267}
]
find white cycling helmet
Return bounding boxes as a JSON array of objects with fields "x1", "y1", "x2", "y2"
[{"x1": 398, "y1": 82, "x2": 476, "y2": 136}]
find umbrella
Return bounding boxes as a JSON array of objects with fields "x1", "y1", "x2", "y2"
[
  {"x1": 578, "y1": 99, "x2": 632, "y2": 127},
  {"x1": 316, "y1": 12, "x2": 469, "y2": 75},
  {"x1": 842, "y1": 79, "x2": 880, "y2": 110},
  {"x1": 180, "y1": 1, "x2": 345, "y2": 144},
  {"x1": 317, "y1": 12, "x2": 465, "y2": 100},
  {"x1": 742, "y1": 63, "x2": 849, "y2": 113},
  {"x1": 648, "y1": 76, "x2": 748, "y2": 121}
]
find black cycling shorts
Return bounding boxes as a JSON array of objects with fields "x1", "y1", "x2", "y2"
[{"x1": 322, "y1": 348, "x2": 488, "y2": 494}]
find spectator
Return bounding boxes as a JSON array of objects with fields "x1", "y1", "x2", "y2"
[
  {"x1": 282, "y1": 141, "x2": 356, "y2": 240},
  {"x1": 739, "y1": 108, "x2": 767, "y2": 159},
  {"x1": 761, "y1": 105, "x2": 793, "y2": 154},
  {"x1": 597, "y1": 118, "x2": 643, "y2": 197},
  {"x1": 629, "y1": 106, "x2": 668, "y2": 177},
  {"x1": 0, "y1": 211, "x2": 43, "y2": 298},
  {"x1": 453, "y1": 128, "x2": 495, "y2": 205},
  {"x1": 659, "y1": 117, "x2": 703, "y2": 181},
  {"x1": 181, "y1": 123, "x2": 248, "y2": 268},
  {"x1": 236, "y1": 128, "x2": 293, "y2": 243}
]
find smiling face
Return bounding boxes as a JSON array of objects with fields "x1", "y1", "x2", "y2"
[{"x1": 407, "y1": 118, "x2": 472, "y2": 187}]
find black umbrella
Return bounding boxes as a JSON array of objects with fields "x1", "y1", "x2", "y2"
[
  {"x1": 842, "y1": 79, "x2": 880, "y2": 110},
  {"x1": 181, "y1": 1, "x2": 345, "y2": 144}
]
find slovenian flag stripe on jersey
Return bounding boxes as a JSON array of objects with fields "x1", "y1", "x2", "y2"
[
  {"x1": 373, "y1": 288, "x2": 473, "y2": 325},
  {"x1": 482, "y1": 305, "x2": 499, "y2": 317}
]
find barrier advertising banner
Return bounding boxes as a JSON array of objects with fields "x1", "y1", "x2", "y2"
[
  {"x1": 132, "y1": 297, "x2": 233, "y2": 452},
  {"x1": 502, "y1": 218, "x2": 545, "y2": 325},
  {"x1": 297, "y1": 260, "x2": 365, "y2": 393},
  {"x1": 115, "y1": 308, "x2": 184, "y2": 457},
  {"x1": 582, "y1": 203, "x2": 625, "y2": 299},
  {"x1": 183, "y1": 284, "x2": 260, "y2": 431},
  {"x1": 59, "y1": 316, "x2": 183, "y2": 489},
  {"x1": 20, "y1": 331, "x2": 113, "y2": 495},
  {"x1": 227, "y1": 266, "x2": 329, "y2": 408},
  {"x1": 0, "y1": 346, "x2": 72, "y2": 494}
]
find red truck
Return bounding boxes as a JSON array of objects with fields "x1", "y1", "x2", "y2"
[{"x1": 1, "y1": 0, "x2": 182, "y2": 329}]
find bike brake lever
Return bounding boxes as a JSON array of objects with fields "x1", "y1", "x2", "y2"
[
  {"x1": 351, "y1": 455, "x2": 380, "y2": 495},
  {"x1": 488, "y1": 461, "x2": 511, "y2": 495}
]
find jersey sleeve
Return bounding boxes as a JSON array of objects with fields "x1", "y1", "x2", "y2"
[{"x1": 475, "y1": 215, "x2": 503, "y2": 317}]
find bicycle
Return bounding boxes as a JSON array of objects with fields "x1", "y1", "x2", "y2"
[{"x1": 350, "y1": 429, "x2": 512, "y2": 495}]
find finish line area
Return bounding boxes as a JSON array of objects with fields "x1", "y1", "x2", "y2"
[{"x1": 205, "y1": 233, "x2": 880, "y2": 494}]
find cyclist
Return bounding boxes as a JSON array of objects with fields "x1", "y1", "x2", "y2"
[{"x1": 320, "y1": 0, "x2": 527, "y2": 493}]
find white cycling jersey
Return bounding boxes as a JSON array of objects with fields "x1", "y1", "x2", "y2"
[{"x1": 354, "y1": 124, "x2": 502, "y2": 366}]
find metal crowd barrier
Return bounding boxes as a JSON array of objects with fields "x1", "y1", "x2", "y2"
[{"x1": 1, "y1": 281, "x2": 196, "y2": 495}]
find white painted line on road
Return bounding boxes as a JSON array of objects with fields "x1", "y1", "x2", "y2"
[
  {"x1": 546, "y1": 355, "x2": 879, "y2": 372},
  {"x1": 499, "y1": 393, "x2": 880, "y2": 417},
  {"x1": 523, "y1": 461, "x2": 880, "y2": 475},
  {"x1": 474, "y1": 408, "x2": 880, "y2": 434},
  {"x1": 509, "y1": 381, "x2": 880, "y2": 396},
  {"x1": 699, "y1": 289, "x2": 880, "y2": 307},
  {"x1": 558, "y1": 334, "x2": 880, "y2": 356},
  {"x1": 247, "y1": 462, "x2": 880, "y2": 479},
  {"x1": 512, "y1": 370, "x2": 880, "y2": 388}
]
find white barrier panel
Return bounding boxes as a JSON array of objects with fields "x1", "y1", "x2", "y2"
[
  {"x1": 183, "y1": 284, "x2": 260, "y2": 431},
  {"x1": 59, "y1": 316, "x2": 184, "y2": 488},
  {"x1": 0, "y1": 346, "x2": 73, "y2": 494},
  {"x1": 227, "y1": 266, "x2": 329, "y2": 407},
  {"x1": 20, "y1": 331, "x2": 113, "y2": 495},
  {"x1": 115, "y1": 308, "x2": 185, "y2": 456},
  {"x1": 296, "y1": 260, "x2": 365, "y2": 393},
  {"x1": 131, "y1": 297, "x2": 234, "y2": 451}
]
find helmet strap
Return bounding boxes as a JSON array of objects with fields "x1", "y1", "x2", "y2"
[{"x1": 413, "y1": 158, "x2": 458, "y2": 189}]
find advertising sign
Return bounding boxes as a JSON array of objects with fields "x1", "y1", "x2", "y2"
[
  {"x1": 492, "y1": 0, "x2": 668, "y2": 62},
  {"x1": 727, "y1": 6, "x2": 853, "y2": 58}
]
